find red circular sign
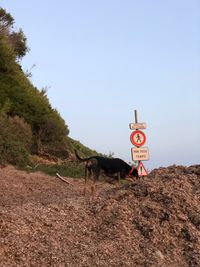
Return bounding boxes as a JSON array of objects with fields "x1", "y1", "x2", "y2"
[{"x1": 130, "y1": 130, "x2": 146, "y2": 147}]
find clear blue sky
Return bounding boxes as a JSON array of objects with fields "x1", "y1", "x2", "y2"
[{"x1": 1, "y1": 0, "x2": 200, "y2": 170}]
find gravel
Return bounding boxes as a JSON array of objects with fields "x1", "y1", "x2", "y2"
[{"x1": 0, "y1": 164, "x2": 200, "y2": 267}]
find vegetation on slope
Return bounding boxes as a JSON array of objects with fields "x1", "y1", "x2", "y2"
[{"x1": 0, "y1": 7, "x2": 97, "y2": 169}]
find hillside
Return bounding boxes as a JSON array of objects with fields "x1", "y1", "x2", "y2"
[
  {"x1": 0, "y1": 7, "x2": 99, "y2": 166},
  {"x1": 0, "y1": 164, "x2": 200, "y2": 267}
]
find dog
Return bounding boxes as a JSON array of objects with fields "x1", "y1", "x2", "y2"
[{"x1": 75, "y1": 150, "x2": 138, "y2": 194}]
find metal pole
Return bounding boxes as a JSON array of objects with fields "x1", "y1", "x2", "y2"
[
  {"x1": 134, "y1": 110, "x2": 138, "y2": 123},
  {"x1": 134, "y1": 109, "x2": 140, "y2": 171}
]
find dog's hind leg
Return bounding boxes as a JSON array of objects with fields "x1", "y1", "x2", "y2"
[
  {"x1": 83, "y1": 159, "x2": 96, "y2": 196},
  {"x1": 91, "y1": 175, "x2": 96, "y2": 196},
  {"x1": 83, "y1": 166, "x2": 87, "y2": 195},
  {"x1": 91, "y1": 162, "x2": 100, "y2": 196},
  {"x1": 91, "y1": 170, "x2": 97, "y2": 196},
  {"x1": 83, "y1": 164, "x2": 91, "y2": 195},
  {"x1": 117, "y1": 172, "x2": 121, "y2": 188}
]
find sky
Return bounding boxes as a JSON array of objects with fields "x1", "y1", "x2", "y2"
[{"x1": 1, "y1": 0, "x2": 200, "y2": 170}]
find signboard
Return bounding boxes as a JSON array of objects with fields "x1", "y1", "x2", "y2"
[
  {"x1": 131, "y1": 147, "x2": 149, "y2": 161},
  {"x1": 129, "y1": 110, "x2": 149, "y2": 175},
  {"x1": 137, "y1": 161, "x2": 148, "y2": 176},
  {"x1": 130, "y1": 130, "x2": 146, "y2": 147},
  {"x1": 129, "y1": 122, "x2": 147, "y2": 130}
]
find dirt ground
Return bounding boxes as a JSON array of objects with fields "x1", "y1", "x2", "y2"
[{"x1": 0, "y1": 164, "x2": 200, "y2": 267}]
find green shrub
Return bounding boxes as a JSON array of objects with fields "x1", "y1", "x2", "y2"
[
  {"x1": 28, "y1": 163, "x2": 85, "y2": 178},
  {"x1": 9, "y1": 115, "x2": 32, "y2": 151},
  {"x1": 69, "y1": 137, "x2": 99, "y2": 157},
  {"x1": 0, "y1": 141, "x2": 29, "y2": 167},
  {"x1": 0, "y1": 113, "x2": 32, "y2": 166}
]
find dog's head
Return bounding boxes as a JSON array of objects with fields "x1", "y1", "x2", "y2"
[{"x1": 128, "y1": 167, "x2": 138, "y2": 178}]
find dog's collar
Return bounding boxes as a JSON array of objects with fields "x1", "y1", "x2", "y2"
[{"x1": 128, "y1": 167, "x2": 135, "y2": 175}]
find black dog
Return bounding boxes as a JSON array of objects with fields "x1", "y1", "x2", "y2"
[{"x1": 75, "y1": 150, "x2": 138, "y2": 193}]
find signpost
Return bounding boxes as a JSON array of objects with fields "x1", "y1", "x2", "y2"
[
  {"x1": 131, "y1": 147, "x2": 149, "y2": 161},
  {"x1": 129, "y1": 110, "x2": 149, "y2": 177},
  {"x1": 129, "y1": 122, "x2": 147, "y2": 130},
  {"x1": 137, "y1": 161, "x2": 148, "y2": 176},
  {"x1": 130, "y1": 130, "x2": 146, "y2": 147}
]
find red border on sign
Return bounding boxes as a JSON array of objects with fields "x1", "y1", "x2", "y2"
[
  {"x1": 130, "y1": 130, "x2": 146, "y2": 147},
  {"x1": 137, "y1": 161, "x2": 148, "y2": 176}
]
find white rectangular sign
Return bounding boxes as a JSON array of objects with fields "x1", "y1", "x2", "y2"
[
  {"x1": 131, "y1": 147, "x2": 149, "y2": 161},
  {"x1": 129, "y1": 122, "x2": 147, "y2": 130}
]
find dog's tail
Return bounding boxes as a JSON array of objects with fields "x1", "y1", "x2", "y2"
[{"x1": 74, "y1": 150, "x2": 91, "y2": 162}]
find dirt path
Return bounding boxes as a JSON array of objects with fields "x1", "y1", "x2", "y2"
[{"x1": 0, "y1": 165, "x2": 200, "y2": 266}]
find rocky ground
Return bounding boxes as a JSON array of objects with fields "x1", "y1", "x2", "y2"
[{"x1": 0, "y1": 164, "x2": 200, "y2": 267}]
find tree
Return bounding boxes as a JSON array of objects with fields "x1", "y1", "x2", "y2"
[
  {"x1": 0, "y1": 8, "x2": 28, "y2": 58},
  {"x1": 0, "y1": 34, "x2": 17, "y2": 73}
]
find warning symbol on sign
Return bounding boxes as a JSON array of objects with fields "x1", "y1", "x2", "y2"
[{"x1": 137, "y1": 161, "x2": 148, "y2": 177}]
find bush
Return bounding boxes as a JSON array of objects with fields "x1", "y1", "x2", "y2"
[
  {"x1": 9, "y1": 115, "x2": 32, "y2": 151},
  {"x1": 69, "y1": 137, "x2": 99, "y2": 157},
  {"x1": 0, "y1": 113, "x2": 32, "y2": 166},
  {"x1": 0, "y1": 141, "x2": 29, "y2": 167},
  {"x1": 29, "y1": 163, "x2": 85, "y2": 178}
]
